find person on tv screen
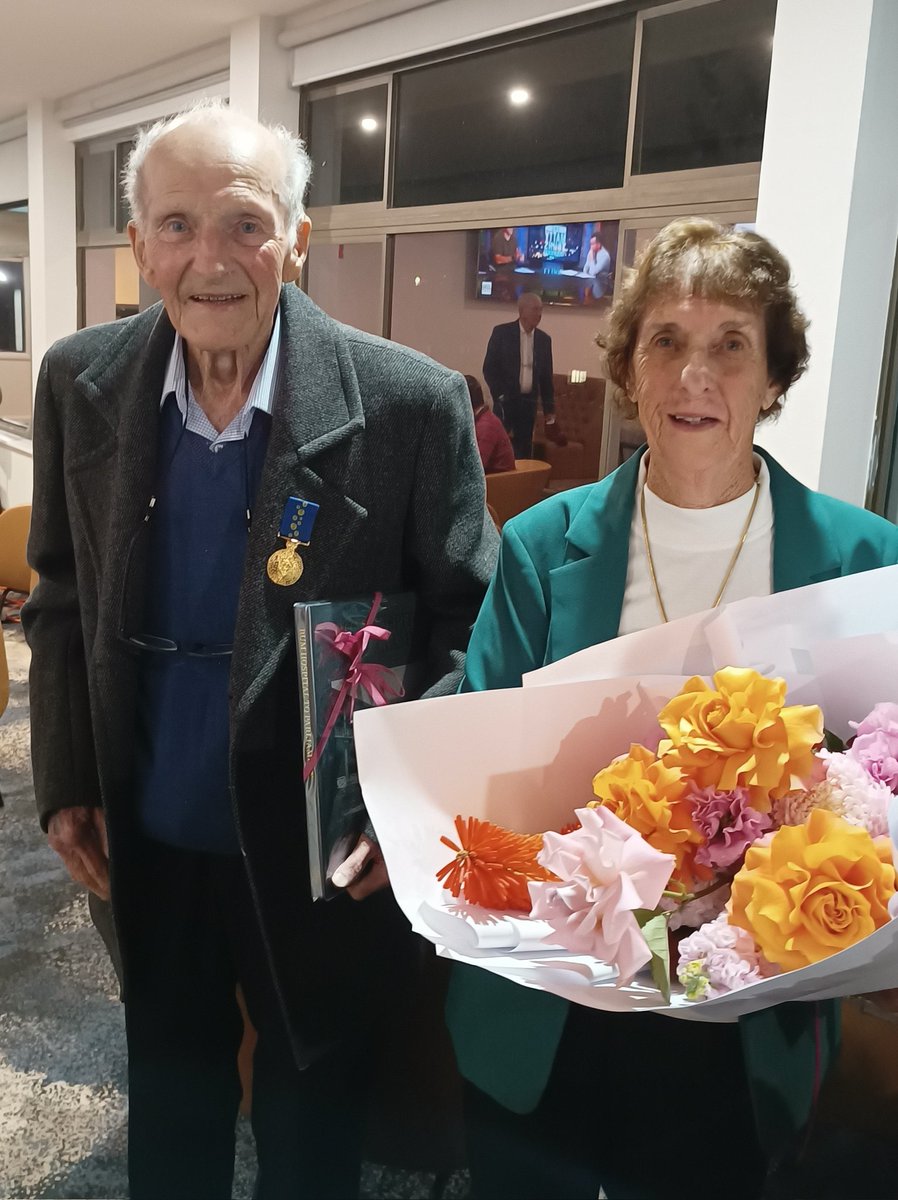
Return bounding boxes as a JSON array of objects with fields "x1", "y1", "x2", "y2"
[
  {"x1": 490, "y1": 227, "x2": 524, "y2": 268},
  {"x1": 583, "y1": 231, "x2": 613, "y2": 298},
  {"x1": 482, "y1": 292, "x2": 555, "y2": 458},
  {"x1": 465, "y1": 374, "x2": 515, "y2": 474}
]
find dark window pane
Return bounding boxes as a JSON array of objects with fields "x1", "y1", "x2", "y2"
[
  {"x1": 634, "y1": 0, "x2": 777, "y2": 175},
  {"x1": 0, "y1": 261, "x2": 25, "y2": 353},
  {"x1": 393, "y1": 16, "x2": 635, "y2": 207},
  {"x1": 307, "y1": 85, "x2": 388, "y2": 206}
]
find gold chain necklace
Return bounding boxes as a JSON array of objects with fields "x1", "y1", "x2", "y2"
[{"x1": 640, "y1": 478, "x2": 761, "y2": 624}]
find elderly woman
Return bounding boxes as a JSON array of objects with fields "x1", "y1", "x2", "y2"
[{"x1": 446, "y1": 218, "x2": 898, "y2": 1200}]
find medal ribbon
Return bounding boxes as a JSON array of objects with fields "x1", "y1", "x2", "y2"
[{"x1": 303, "y1": 592, "x2": 405, "y2": 781}]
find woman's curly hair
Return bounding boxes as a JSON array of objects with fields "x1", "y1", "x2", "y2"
[{"x1": 598, "y1": 218, "x2": 809, "y2": 421}]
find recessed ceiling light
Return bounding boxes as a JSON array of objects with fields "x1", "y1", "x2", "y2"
[
  {"x1": 508, "y1": 87, "x2": 531, "y2": 107},
  {"x1": 359, "y1": 116, "x2": 378, "y2": 132}
]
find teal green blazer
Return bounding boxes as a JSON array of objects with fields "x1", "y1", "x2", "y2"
[{"x1": 448, "y1": 447, "x2": 898, "y2": 1158}]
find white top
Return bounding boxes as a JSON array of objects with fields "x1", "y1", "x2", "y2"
[
  {"x1": 519, "y1": 321, "x2": 534, "y2": 395},
  {"x1": 159, "y1": 308, "x2": 281, "y2": 452},
  {"x1": 617, "y1": 454, "x2": 774, "y2": 637}
]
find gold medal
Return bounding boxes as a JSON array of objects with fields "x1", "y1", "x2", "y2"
[{"x1": 267, "y1": 541, "x2": 304, "y2": 586}]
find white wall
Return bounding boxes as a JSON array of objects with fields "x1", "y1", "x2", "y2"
[
  {"x1": 306, "y1": 242, "x2": 384, "y2": 336},
  {"x1": 290, "y1": 0, "x2": 621, "y2": 84},
  {"x1": 0, "y1": 360, "x2": 32, "y2": 425},
  {"x1": 755, "y1": 0, "x2": 898, "y2": 504},
  {"x1": 83, "y1": 248, "x2": 117, "y2": 328},
  {"x1": 390, "y1": 230, "x2": 605, "y2": 381},
  {"x1": 0, "y1": 137, "x2": 27, "y2": 204},
  {"x1": 0, "y1": 444, "x2": 33, "y2": 508}
]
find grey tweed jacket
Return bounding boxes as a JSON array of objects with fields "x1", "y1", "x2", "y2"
[{"x1": 24, "y1": 285, "x2": 499, "y2": 1057}]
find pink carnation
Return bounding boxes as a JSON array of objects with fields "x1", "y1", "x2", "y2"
[
  {"x1": 775, "y1": 750, "x2": 890, "y2": 837},
  {"x1": 666, "y1": 883, "x2": 729, "y2": 931},
  {"x1": 687, "y1": 786, "x2": 772, "y2": 870},
  {"x1": 677, "y1": 912, "x2": 778, "y2": 998},
  {"x1": 529, "y1": 806, "x2": 675, "y2": 986},
  {"x1": 849, "y1": 703, "x2": 898, "y2": 792}
]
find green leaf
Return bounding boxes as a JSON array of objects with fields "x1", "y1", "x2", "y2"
[
  {"x1": 634, "y1": 908, "x2": 671, "y2": 1004},
  {"x1": 823, "y1": 727, "x2": 845, "y2": 754}
]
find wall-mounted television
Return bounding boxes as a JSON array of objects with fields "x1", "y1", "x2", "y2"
[{"x1": 475, "y1": 220, "x2": 620, "y2": 307}]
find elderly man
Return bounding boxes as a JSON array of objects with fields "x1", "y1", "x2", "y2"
[
  {"x1": 24, "y1": 101, "x2": 497, "y2": 1200},
  {"x1": 482, "y1": 292, "x2": 555, "y2": 458}
]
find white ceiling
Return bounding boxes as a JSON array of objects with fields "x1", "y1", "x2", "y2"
[{"x1": 1, "y1": 0, "x2": 309, "y2": 125}]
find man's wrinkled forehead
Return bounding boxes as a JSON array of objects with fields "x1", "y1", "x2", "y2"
[{"x1": 141, "y1": 120, "x2": 286, "y2": 207}]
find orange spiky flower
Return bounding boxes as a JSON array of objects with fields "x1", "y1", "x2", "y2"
[{"x1": 436, "y1": 815, "x2": 556, "y2": 911}]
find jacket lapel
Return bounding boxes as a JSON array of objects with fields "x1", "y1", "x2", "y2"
[
  {"x1": 68, "y1": 306, "x2": 173, "y2": 780},
  {"x1": 229, "y1": 287, "x2": 368, "y2": 730},
  {"x1": 546, "y1": 450, "x2": 643, "y2": 659},
  {"x1": 761, "y1": 448, "x2": 843, "y2": 590}
]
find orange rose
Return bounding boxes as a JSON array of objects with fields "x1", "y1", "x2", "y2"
[
  {"x1": 728, "y1": 808, "x2": 896, "y2": 970},
  {"x1": 657, "y1": 667, "x2": 822, "y2": 811},
  {"x1": 590, "y1": 743, "x2": 705, "y2": 889}
]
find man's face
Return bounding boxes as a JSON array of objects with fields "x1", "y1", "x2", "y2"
[
  {"x1": 129, "y1": 123, "x2": 310, "y2": 360},
  {"x1": 518, "y1": 297, "x2": 542, "y2": 333}
]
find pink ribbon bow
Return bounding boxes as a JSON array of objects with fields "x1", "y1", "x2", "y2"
[{"x1": 303, "y1": 592, "x2": 405, "y2": 780}]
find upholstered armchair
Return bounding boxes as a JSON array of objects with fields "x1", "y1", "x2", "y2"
[
  {"x1": 485, "y1": 459, "x2": 552, "y2": 528},
  {"x1": 533, "y1": 376, "x2": 605, "y2": 489}
]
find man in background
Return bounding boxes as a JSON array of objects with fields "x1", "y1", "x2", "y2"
[
  {"x1": 482, "y1": 292, "x2": 555, "y2": 458},
  {"x1": 583, "y1": 230, "x2": 612, "y2": 298},
  {"x1": 489, "y1": 226, "x2": 523, "y2": 268},
  {"x1": 25, "y1": 100, "x2": 496, "y2": 1200}
]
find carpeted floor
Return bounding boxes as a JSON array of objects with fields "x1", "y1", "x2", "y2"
[{"x1": 0, "y1": 627, "x2": 466, "y2": 1200}]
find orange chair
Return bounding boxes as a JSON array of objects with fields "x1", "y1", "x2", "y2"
[
  {"x1": 485, "y1": 460, "x2": 551, "y2": 528},
  {"x1": 0, "y1": 505, "x2": 32, "y2": 611}
]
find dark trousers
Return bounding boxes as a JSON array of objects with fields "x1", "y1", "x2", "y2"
[
  {"x1": 502, "y1": 393, "x2": 537, "y2": 458},
  {"x1": 464, "y1": 1001, "x2": 767, "y2": 1200},
  {"x1": 121, "y1": 837, "x2": 367, "y2": 1200}
]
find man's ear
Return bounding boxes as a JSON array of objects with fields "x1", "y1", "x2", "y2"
[
  {"x1": 128, "y1": 221, "x2": 155, "y2": 288},
  {"x1": 283, "y1": 217, "x2": 312, "y2": 283}
]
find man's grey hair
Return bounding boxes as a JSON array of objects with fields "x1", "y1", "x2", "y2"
[{"x1": 123, "y1": 98, "x2": 312, "y2": 232}]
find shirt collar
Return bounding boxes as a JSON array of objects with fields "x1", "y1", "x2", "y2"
[{"x1": 159, "y1": 307, "x2": 282, "y2": 421}]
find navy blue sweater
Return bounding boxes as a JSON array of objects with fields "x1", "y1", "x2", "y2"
[{"x1": 134, "y1": 397, "x2": 269, "y2": 852}]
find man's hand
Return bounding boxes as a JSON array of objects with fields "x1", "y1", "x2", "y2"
[
  {"x1": 47, "y1": 806, "x2": 110, "y2": 900},
  {"x1": 331, "y1": 834, "x2": 390, "y2": 900}
]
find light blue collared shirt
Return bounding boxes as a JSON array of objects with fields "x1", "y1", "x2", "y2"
[{"x1": 159, "y1": 308, "x2": 281, "y2": 451}]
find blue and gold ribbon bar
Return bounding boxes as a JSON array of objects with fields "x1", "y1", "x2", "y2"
[{"x1": 279, "y1": 496, "x2": 319, "y2": 545}]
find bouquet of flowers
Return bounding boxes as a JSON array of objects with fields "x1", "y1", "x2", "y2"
[
  {"x1": 435, "y1": 666, "x2": 898, "y2": 1005},
  {"x1": 354, "y1": 570, "x2": 898, "y2": 1019}
]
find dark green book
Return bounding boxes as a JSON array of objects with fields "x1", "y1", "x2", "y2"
[{"x1": 294, "y1": 592, "x2": 424, "y2": 900}]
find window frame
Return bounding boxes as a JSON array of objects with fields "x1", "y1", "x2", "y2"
[{"x1": 0, "y1": 198, "x2": 32, "y2": 437}]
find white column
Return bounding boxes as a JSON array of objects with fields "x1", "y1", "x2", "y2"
[
  {"x1": 26, "y1": 100, "x2": 77, "y2": 395},
  {"x1": 755, "y1": 0, "x2": 898, "y2": 504},
  {"x1": 229, "y1": 17, "x2": 299, "y2": 133}
]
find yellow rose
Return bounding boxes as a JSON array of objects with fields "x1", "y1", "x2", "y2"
[
  {"x1": 590, "y1": 743, "x2": 705, "y2": 889},
  {"x1": 657, "y1": 667, "x2": 823, "y2": 810},
  {"x1": 728, "y1": 808, "x2": 896, "y2": 970}
]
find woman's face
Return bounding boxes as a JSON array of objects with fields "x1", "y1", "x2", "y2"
[{"x1": 629, "y1": 295, "x2": 780, "y2": 477}]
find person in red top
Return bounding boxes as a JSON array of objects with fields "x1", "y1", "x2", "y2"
[{"x1": 466, "y1": 375, "x2": 515, "y2": 474}]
